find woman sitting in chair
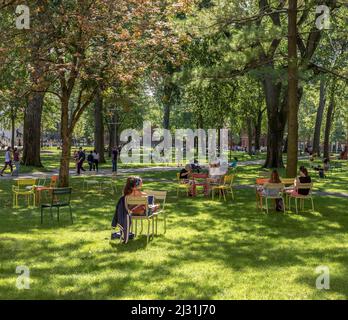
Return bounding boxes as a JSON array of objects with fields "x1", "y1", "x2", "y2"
[
  {"x1": 179, "y1": 165, "x2": 194, "y2": 196},
  {"x1": 257, "y1": 170, "x2": 284, "y2": 211},
  {"x1": 124, "y1": 176, "x2": 159, "y2": 215},
  {"x1": 289, "y1": 167, "x2": 311, "y2": 196},
  {"x1": 208, "y1": 161, "x2": 223, "y2": 184},
  {"x1": 179, "y1": 164, "x2": 192, "y2": 181}
]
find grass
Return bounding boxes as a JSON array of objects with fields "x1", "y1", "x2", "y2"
[{"x1": 0, "y1": 152, "x2": 348, "y2": 299}]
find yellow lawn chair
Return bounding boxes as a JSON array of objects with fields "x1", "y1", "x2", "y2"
[
  {"x1": 12, "y1": 178, "x2": 37, "y2": 208},
  {"x1": 288, "y1": 183, "x2": 314, "y2": 214},
  {"x1": 100, "y1": 172, "x2": 118, "y2": 194},
  {"x1": 82, "y1": 172, "x2": 100, "y2": 191},
  {"x1": 144, "y1": 190, "x2": 167, "y2": 234},
  {"x1": 211, "y1": 174, "x2": 235, "y2": 201},
  {"x1": 281, "y1": 178, "x2": 296, "y2": 186},
  {"x1": 125, "y1": 196, "x2": 154, "y2": 244}
]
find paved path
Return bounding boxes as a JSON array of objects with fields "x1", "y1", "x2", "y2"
[
  {"x1": 1, "y1": 156, "x2": 313, "y2": 180},
  {"x1": 3, "y1": 156, "x2": 347, "y2": 199}
]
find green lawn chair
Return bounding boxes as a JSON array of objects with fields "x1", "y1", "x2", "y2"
[{"x1": 41, "y1": 188, "x2": 73, "y2": 224}]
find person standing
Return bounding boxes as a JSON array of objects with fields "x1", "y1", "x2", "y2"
[
  {"x1": 87, "y1": 151, "x2": 94, "y2": 171},
  {"x1": 77, "y1": 148, "x2": 86, "y2": 175},
  {"x1": 13, "y1": 147, "x2": 20, "y2": 176},
  {"x1": 0, "y1": 147, "x2": 13, "y2": 176},
  {"x1": 93, "y1": 150, "x2": 100, "y2": 172},
  {"x1": 112, "y1": 147, "x2": 118, "y2": 172}
]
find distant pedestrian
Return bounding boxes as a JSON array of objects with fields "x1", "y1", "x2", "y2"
[
  {"x1": 93, "y1": 150, "x2": 100, "y2": 172},
  {"x1": 77, "y1": 148, "x2": 86, "y2": 175},
  {"x1": 112, "y1": 147, "x2": 118, "y2": 172},
  {"x1": 73, "y1": 150, "x2": 79, "y2": 171},
  {"x1": 0, "y1": 147, "x2": 13, "y2": 176},
  {"x1": 87, "y1": 151, "x2": 94, "y2": 171},
  {"x1": 13, "y1": 147, "x2": 20, "y2": 176}
]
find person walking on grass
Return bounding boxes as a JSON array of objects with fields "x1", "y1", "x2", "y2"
[
  {"x1": 13, "y1": 147, "x2": 20, "y2": 176},
  {"x1": 0, "y1": 147, "x2": 13, "y2": 176}
]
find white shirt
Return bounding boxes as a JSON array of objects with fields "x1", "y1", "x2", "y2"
[
  {"x1": 93, "y1": 153, "x2": 100, "y2": 161},
  {"x1": 5, "y1": 151, "x2": 11, "y2": 162}
]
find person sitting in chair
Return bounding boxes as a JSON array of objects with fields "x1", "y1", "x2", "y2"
[
  {"x1": 208, "y1": 160, "x2": 223, "y2": 184},
  {"x1": 314, "y1": 159, "x2": 329, "y2": 178},
  {"x1": 229, "y1": 157, "x2": 238, "y2": 169},
  {"x1": 286, "y1": 167, "x2": 312, "y2": 196},
  {"x1": 190, "y1": 159, "x2": 201, "y2": 173},
  {"x1": 257, "y1": 170, "x2": 284, "y2": 211},
  {"x1": 124, "y1": 176, "x2": 159, "y2": 215},
  {"x1": 179, "y1": 164, "x2": 192, "y2": 181}
]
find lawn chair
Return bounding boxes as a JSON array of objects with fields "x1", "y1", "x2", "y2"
[
  {"x1": 41, "y1": 187, "x2": 73, "y2": 224},
  {"x1": 211, "y1": 174, "x2": 235, "y2": 201},
  {"x1": 144, "y1": 190, "x2": 167, "y2": 234},
  {"x1": 281, "y1": 178, "x2": 296, "y2": 187},
  {"x1": 257, "y1": 183, "x2": 285, "y2": 214},
  {"x1": 176, "y1": 173, "x2": 190, "y2": 198},
  {"x1": 12, "y1": 178, "x2": 37, "y2": 208},
  {"x1": 35, "y1": 175, "x2": 58, "y2": 205},
  {"x1": 83, "y1": 172, "x2": 100, "y2": 191},
  {"x1": 100, "y1": 172, "x2": 117, "y2": 194},
  {"x1": 125, "y1": 196, "x2": 154, "y2": 244},
  {"x1": 288, "y1": 183, "x2": 314, "y2": 214}
]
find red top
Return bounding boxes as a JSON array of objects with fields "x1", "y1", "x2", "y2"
[{"x1": 13, "y1": 151, "x2": 20, "y2": 162}]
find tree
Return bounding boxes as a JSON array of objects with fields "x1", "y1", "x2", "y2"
[
  {"x1": 286, "y1": 0, "x2": 299, "y2": 178},
  {"x1": 323, "y1": 80, "x2": 337, "y2": 158},
  {"x1": 19, "y1": 0, "x2": 189, "y2": 186},
  {"x1": 94, "y1": 86, "x2": 105, "y2": 163},
  {"x1": 183, "y1": 0, "x2": 344, "y2": 168},
  {"x1": 312, "y1": 77, "x2": 327, "y2": 156}
]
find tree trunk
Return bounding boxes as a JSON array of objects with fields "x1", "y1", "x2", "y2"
[
  {"x1": 59, "y1": 95, "x2": 71, "y2": 187},
  {"x1": 254, "y1": 108, "x2": 263, "y2": 152},
  {"x1": 107, "y1": 111, "x2": 118, "y2": 155},
  {"x1": 22, "y1": 92, "x2": 45, "y2": 166},
  {"x1": 323, "y1": 83, "x2": 336, "y2": 159},
  {"x1": 247, "y1": 118, "x2": 253, "y2": 156},
  {"x1": 94, "y1": 88, "x2": 105, "y2": 163},
  {"x1": 163, "y1": 102, "x2": 171, "y2": 130},
  {"x1": 265, "y1": 125, "x2": 285, "y2": 168},
  {"x1": 262, "y1": 75, "x2": 286, "y2": 168},
  {"x1": 286, "y1": 0, "x2": 299, "y2": 178},
  {"x1": 312, "y1": 78, "x2": 327, "y2": 156},
  {"x1": 162, "y1": 83, "x2": 174, "y2": 130},
  {"x1": 11, "y1": 110, "x2": 15, "y2": 149}
]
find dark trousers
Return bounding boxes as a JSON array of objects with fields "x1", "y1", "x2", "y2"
[
  {"x1": 94, "y1": 160, "x2": 99, "y2": 172},
  {"x1": 77, "y1": 160, "x2": 85, "y2": 174},
  {"x1": 1, "y1": 161, "x2": 13, "y2": 175},
  {"x1": 88, "y1": 161, "x2": 93, "y2": 171},
  {"x1": 112, "y1": 160, "x2": 117, "y2": 172}
]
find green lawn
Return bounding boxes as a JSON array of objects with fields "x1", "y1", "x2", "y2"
[{"x1": 0, "y1": 153, "x2": 348, "y2": 299}]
